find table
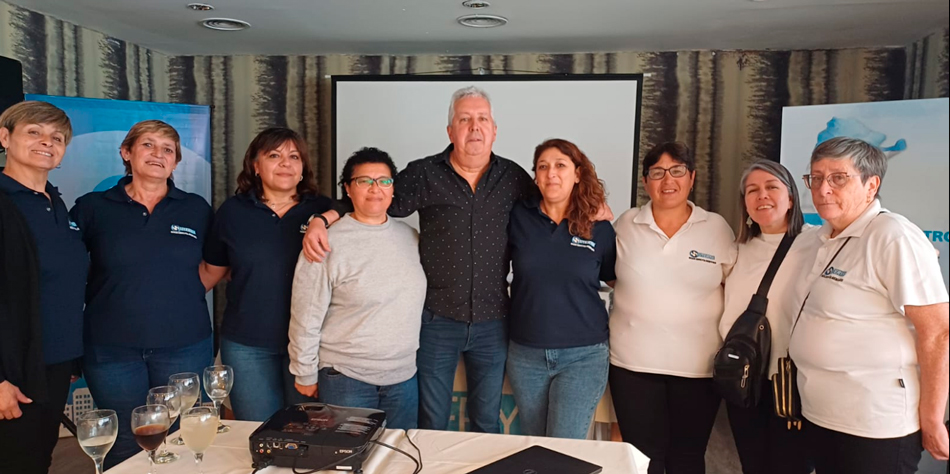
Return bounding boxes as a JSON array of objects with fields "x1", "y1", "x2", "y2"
[{"x1": 106, "y1": 420, "x2": 648, "y2": 473}]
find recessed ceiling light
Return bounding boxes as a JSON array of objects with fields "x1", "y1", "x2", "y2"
[
  {"x1": 457, "y1": 14, "x2": 507, "y2": 28},
  {"x1": 200, "y1": 18, "x2": 251, "y2": 31},
  {"x1": 186, "y1": 3, "x2": 214, "y2": 11},
  {"x1": 462, "y1": 0, "x2": 491, "y2": 8}
]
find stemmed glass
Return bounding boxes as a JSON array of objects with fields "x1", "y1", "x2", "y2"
[
  {"x1": 131, "y1": 405, "x2": 170, "y2": 474},
  {"x1": 168, "y1": 372, "x2": 201, "y2": 445},
  {"x1": 76, "y1": 409, "x2": 118, "y2": 474},
  {"x1": 180, "y1": 406, "x2": 219, "y2": 474},
  {"x1": 202, "y1": 365, "x2": 234, "y2": 433},
  {"x1": 146, "y1": 386, "x2": 182, "y2": 463}
]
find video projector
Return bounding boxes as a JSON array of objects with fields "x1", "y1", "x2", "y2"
[{"x1": 249, "y1": 403, "x2": 386, "y2": 472}]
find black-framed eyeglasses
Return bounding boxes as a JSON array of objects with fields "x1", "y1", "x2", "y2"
[
  {"x1": 350, "y1": 176, "x2": 394, "y2": 188},
  {"x1": 646, "y1": 164, "x2": 689, "y2": 180},
  {"x1": 802, "y1": 173, "x2": 854, "y2": 190}
]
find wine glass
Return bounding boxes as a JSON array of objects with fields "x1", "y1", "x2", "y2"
[
  {"x1": 202, "y1": 365, "x2": 234, "y2": 433},
  {"x1": 180, "y1": 406, "x2": 219, "y2": 474},
  {"x1": 168, "y1": 372, "x2": 201, "y2": 445},
  {"x1": 131, "y1": 404, "x2": 170, "y2": 474},
  {"x1": 76, "y1": 409, "x2": 118, "y2": 474},
  {"x1": 146, "y1": 386, "x2": 182, "y2": 463}
]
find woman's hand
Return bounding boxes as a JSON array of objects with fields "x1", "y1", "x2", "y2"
[
  {"x1": 0, "y1": 381, "x2": 32, "y2": 420},
  {"x1": 294, "y1": 382, "x2": 317, "y2": 398}
]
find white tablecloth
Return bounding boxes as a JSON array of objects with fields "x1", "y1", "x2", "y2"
[{"x1": 106, "y1": 420, "x2": 648, "y2": 473}]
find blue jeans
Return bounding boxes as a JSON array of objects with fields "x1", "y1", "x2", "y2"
[
  {"x1": 82, "y1": 336, "x2": 212, "y2": 469},
  {"x1": 417, "y1": 310, "x2": 508, "y2": 433},
  {"x1": 220, "y1": 337, "x2": 314, "y2": 422},
  {"x1": 317, "y1": 368, "x2": 419, "y2": 430},
  {"x1": 506, "y1": 340, "x2": 609, "y2": 439}
]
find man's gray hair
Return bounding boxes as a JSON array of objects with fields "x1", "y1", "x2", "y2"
[
  {"x1": 810, "y1": 137, "x2": 887, "y2": 198},
  {"x1": 447, "y1": 86, "x2": 494, "y2": 126}
]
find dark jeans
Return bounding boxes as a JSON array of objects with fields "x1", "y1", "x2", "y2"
[
  {"x1": 417, "y1": 310, "x2": 507, "y2": 433},
  {"x1": 83, "y1": 336, "x2": 213, "y2": 469},
  {"x1": 318, "y1": 368, "x2": 419, "y2": 430},
  {"x1": 0, "y1": 360, "x2": 73, "y2": 474},
  {"x1": 805, "y1": 418, "x2": 923, "y2": 474},
  {"x1": 220, "y1": 337, "x2": 313, "y2": 422},
  {"x1": 726, "y1": 380, "x2": 812, "y2": 474},
  {"x1": 609, "y1": 365, "x2": 721, "y2": 474}
]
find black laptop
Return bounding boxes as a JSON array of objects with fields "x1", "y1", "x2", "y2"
[{"x1": 466, "y1": 445, "x2": 604, "y2": 474}]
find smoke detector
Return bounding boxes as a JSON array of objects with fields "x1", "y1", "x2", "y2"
[
  {"x1": 457, "y1": 14, "x2": 508, "y2": 28},
  {"x1": 200, "y1": 18, "x2": 251, "y2": 31}
]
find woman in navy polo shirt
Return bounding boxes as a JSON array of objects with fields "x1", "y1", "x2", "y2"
[
  {"x1": 70, "y1": 120, "x2": 213, "y2": 468},
  {"x1": 199, "y1": 127, "x2": 331, "y2": 421},
  {"x1": 0, "y1": 101, "x2": 88, "y2": 474},
  {"x1": 506, "y1": 138, "x2": 616, "y2": 439}
]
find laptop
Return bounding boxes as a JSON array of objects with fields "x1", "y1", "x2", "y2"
[{"x1": 466, "y1": 445, "x2": 603, "y2": 474}]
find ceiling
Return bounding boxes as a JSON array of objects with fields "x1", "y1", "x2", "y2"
[{"x1": 8, "y1": 0, "x2": 949, "y2": 56}]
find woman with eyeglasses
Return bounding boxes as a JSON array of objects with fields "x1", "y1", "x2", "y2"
[
  {"x1": 609, "y1": 141, "x2": 737, "y2": 474},
  {"x1": 787, "y1": 137, "x2": 948, "y2": 473},
  {"x1": 199, "y1": 128, "x2": 332, "y2": 421},
  {"x1": 288, "y1": 147, "x2": 426, "y2": 429}
]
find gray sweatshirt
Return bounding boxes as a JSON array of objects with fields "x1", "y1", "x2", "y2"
[{"x1": 289, "y1": 215, "x2": 426, "y2": 387}]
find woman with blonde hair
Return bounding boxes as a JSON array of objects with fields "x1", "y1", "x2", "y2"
[{"x1": 71, "y1": 120, "x2": 213, "y2": 468}]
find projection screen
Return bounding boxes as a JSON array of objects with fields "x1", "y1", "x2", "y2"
[{"x1": 333, "y1": 74, "x2": 643, "y2": 229}]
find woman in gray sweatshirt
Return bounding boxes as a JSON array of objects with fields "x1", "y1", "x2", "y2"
[{"x1": 288, "y1": 147, "x2": 426, "y2": 430}]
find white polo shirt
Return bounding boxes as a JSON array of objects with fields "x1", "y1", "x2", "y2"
[
  {"x1": 610, "y1": 201, "x2": 737, "y2": 378},
  {"x1": 720, "y1": 226, "x2": 822, "y2": 378},
  {"x1": 788, "y1": 200, "x2": 949, "y2": 439}
]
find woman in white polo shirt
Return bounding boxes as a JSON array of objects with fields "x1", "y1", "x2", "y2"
[
  {"x1": 719, "y1": 159, "x2": 816, "y2": 474},
  {"x1": 789, "y1": 137, "x2": 949, "y2": 473},
  {"x1": 610, "y1": 141, "x2": 737, "y2": 474}
]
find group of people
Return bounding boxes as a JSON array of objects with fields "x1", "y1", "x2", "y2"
[{"x1": 0, "y1": 85, "x2": 946, "y2": 474}]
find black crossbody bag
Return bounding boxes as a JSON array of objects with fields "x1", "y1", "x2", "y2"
[
  {"x1": 714, "y1": 233, "x2": 796, "y2": 408},
  {"x1": 772, "y1": 236, "x2": 852, "y2": 430}
]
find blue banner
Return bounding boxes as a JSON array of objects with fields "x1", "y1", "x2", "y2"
[{"x1": 24, "y1": 95, "x2": 212, "y2": 206}]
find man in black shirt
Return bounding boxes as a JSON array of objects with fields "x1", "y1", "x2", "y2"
[{"x1": 304, "y1": 86, "x2": 534, "y2": 432}]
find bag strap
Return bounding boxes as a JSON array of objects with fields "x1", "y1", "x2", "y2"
[
  {"x1": 787, "y1": 236, "x2": 853, "y2": 343},
  {"x1": 755, "y1": 233, "x2": 797, "y2": 298}
]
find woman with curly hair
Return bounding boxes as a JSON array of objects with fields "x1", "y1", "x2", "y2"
[{"x1": 505, "y1": 138, "x2": 616, "y2": 439}]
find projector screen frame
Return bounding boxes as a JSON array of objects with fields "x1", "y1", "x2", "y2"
[{"x1": 330, "y1": 73, "x2": 644, "y2": 209}]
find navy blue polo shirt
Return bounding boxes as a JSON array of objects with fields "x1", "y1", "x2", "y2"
[
  {"x1": 70, "y1": 176, "x2": 212, "y2": 349},
  {"x1": 0, "y1": 171, "x2": 88, "y2": 365},
  {"x1": 508, "y1": 199, "x2": 617, "y2": 349},
  {"x1": 203, "y1": 192, "x2": 332, "y2": 350}
]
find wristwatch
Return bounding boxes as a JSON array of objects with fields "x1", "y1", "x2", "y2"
[{"x1": 308, "y1": 213, "x2": 330, "y2": 228}]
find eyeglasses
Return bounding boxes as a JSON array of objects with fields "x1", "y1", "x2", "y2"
[
  {"x1": 802, "y1": 173, "x2": 855, "y2": 190},
  {"x1": 646, "y1": 165, "x2": 689, "y2": 180},
  {"x1": 350, "y1": 176, "x2": 394, "y2": 188}
]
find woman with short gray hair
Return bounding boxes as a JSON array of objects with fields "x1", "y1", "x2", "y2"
[{"x1": 788, "y1": 137, "x2": 949, "y2": 472}]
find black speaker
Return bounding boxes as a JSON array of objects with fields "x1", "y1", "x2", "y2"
[
  {"x1": 1, "y1": 55, "x2": 25, "y2": 153},
  {"x1": 1, "y1": 55, "x2": 25, "y2": 109}
]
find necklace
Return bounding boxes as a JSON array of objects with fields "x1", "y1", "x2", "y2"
[{"x1": 262, "y1": 196, "x2": 296, "y2": 211}]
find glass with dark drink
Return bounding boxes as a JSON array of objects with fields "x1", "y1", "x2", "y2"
[{"x1": 131, "y1": 404, "x2": 170, "y2": 474}]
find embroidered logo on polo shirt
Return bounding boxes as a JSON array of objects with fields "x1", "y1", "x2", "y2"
[
  {"x1": 821, "y1": 266, "x2": 848, "y2": 282},
  {"x1": 570, "y1": 236, "x2": 596, "y2": 252},
  {"x1": 689, "y1": 250, "x2": 716, "y2": 264},
  {"x1": 170, "y1": 224, "x2": 197, "y2": 239},
  {"x1": 68, "y1": 220, "x2": 80, "y2": 231}
]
